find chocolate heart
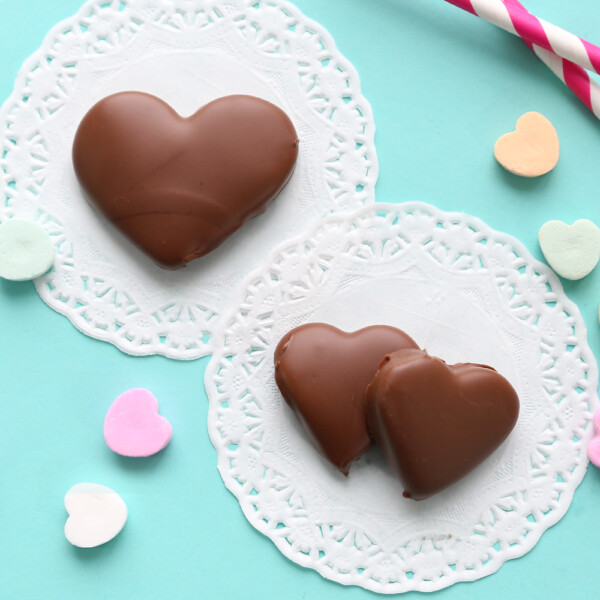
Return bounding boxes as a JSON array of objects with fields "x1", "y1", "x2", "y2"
[
  {"x1": 274, "y1": 323, "x2": 419, "y2": 475},
  {"x1": 72, "y1": 92, "x2": 299, "y2": 269},
  {"x1": 367, "y1": 349, "x2": 519, "y2": 500}
]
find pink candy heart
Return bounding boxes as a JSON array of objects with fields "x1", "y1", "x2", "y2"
[
  {"x1": 588, "y1": 409, "x2": 600, "y2": 468},
  {"x1": 104, "y1": 389, "x2": 172, "y2": 457}
]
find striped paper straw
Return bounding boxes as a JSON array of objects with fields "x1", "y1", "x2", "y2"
[
  {"x1": 504, "y1": 0, "x2": 600, "y2": 119},
  {"x1": 445, "y1": 0, "x2": 600, "y2": 76}
]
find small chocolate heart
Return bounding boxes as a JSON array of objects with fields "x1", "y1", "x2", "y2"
[
  {"x1": 73, "y1": 92, "x2": 299, "y2": 269},
  {"x1": 274, "y1": 323, "x2": 419, "y2": 475},
  {"x1": 367, "y1": 349, "x2": 519, "y2": 500}
]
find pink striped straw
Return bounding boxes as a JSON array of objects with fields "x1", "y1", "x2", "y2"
[
  {"x1": 445, "y1": 0, "x2": 600, "y2": 77},
  {"x1": 503, "y1": 0, "x2": 600, "y2": 119}
]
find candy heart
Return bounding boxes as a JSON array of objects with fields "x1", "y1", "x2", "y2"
[
  {"x1": 0, "y1": 219, "x2": 54, "y2": 281},
  {"x1": 64, "y1": 483, "x2": 127, "y2": 548},
  {"x1": 588, "y1": 409, "x2": 600, "y2": 468},
  {"x1": 274, "y1": 323, "x2": 419, "y2": 475},
  {"x1": 494, "y1": 111, "x2": 559, "y2": 177},
  {"x1": 539, "y1": 219, "x2": 600, "y2": 280},
  {"x1": 104, "y1": 388, "x2": 172, "y2": 457},
  {"x1": 367, "y1": 349, "x2": 519, "y2": 500},
  {"x1": 73, "y1": 92, "x2": 299, "y2": 269}
]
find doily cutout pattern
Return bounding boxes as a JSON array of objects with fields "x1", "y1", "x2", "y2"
[
  {"x1": 0, "y1": 0, "x2": 376, "y2": 359},
  {"x1": 205, "y1": 202, "x2": 598, "y2": 593}
]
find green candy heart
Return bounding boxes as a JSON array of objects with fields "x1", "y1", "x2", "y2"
[
  {"x1": 539, "y1": 219, "x2": 600, "y2": 280},
  {"x1": 0, "y1": 219, "x2": 54, "y2": 281}
]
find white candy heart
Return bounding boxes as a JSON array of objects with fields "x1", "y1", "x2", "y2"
[
  {"x1": 64, "y1": 483, "x2": 127, "y2": 548},
  {"x1": 539, "y1": 219, "x2": 600, "y2": 280}
]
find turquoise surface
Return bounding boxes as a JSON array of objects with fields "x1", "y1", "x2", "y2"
[{"x1": 1, "y1": 0, "x2": 600, "y2": 597}]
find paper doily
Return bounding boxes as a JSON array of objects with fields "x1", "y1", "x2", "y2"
[
  {"x1": 205, "y1": 202, "x2": 598, "y2": 594},
  {"x1": 0, "y1": 0, "x2": 376, "y2": 358}
]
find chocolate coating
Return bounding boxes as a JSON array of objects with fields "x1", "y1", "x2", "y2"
[
  {"x1": 274, "y1": 323, "x2": 419, "y2": 475},
  {"x1": 367, "y1": 349, "x2": 519, "y2": 500},
  {"x1": 73, "y1": 92, "x2": 299, "y2": 269}
]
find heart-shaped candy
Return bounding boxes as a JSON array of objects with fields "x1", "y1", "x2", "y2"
[
  {"x1": 539, "y1": 219, "x2": 600, "y2": 280},
  {"x1": 104, "y1": 388, "x2": 172, "y2": 457},
  {"x1": 64, "y1": 483, "x2": 127, "y2": 548},
  {"x1": 274, "y1": 323, "x2": 419, "y2": 475},
  {"x1": 367, "y1": 349, "x2": 519, "y2": 500},
  {"x1": 588, "y1": 409, "x2": 600, "y2": 468},
  {"x1": 73, "y1": 92, "x2": 299, "y2": 269},
  {"x1": 494, "y1": 111, "x2": 559, "y2": 177},
  {"x1": 0, "y1": 219, "x2": 54, "y2": 281}
]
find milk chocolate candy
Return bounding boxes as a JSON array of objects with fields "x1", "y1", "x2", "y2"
[
  {"x1": 274, "y1": 323, "x2": 419, "y2": 475},
  {"x1": 367, "y1": 349, "x2": 519, "y2": 500},
  {"x1": 73, "y1": 92, "x2": 299, "y2": 269}
]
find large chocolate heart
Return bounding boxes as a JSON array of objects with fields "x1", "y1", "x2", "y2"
[
  {"x1": 72, "y1": 92, "x2": 299, "y2": 269},
  {"x1": 274, "y1": 323, "x2": 419, "y2": 475},
  {"x1": 367, "y1": 349, "x2": 519, "y2": 500}
]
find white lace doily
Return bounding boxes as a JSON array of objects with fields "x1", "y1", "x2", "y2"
[
  {"x1": 205, "y1": 202, "x2": 598, "y2": 594},
  {"x1": 0, "y1": 0, "x2": 376, "y2": 359}
]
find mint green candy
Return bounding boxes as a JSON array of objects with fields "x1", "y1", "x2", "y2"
[
  {"x1": 539, "y1": 219, "x2": 600, "y2": 280},
  {"x1": 0, "y1": 219, "x2": 54, "y2": 281}
]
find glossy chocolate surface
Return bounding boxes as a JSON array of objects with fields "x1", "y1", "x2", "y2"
[
  {"x1": 367, "y1": 349, "x2": 519, "y2": 500},
  {"x1": 73, "y1": 92, "x2": 299, "y2": 269},
  {"x1": 274, "y1": 323, "x2": 419, "y2": 475}
]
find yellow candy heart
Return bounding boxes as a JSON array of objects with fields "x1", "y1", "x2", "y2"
[{"x1": 494, "y1": 112, "x2": 559, "y2": 177}]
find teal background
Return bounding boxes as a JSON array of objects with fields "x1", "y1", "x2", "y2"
[{"x1": 1, "y1": 0, "x2": 599, "y2": 597}]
